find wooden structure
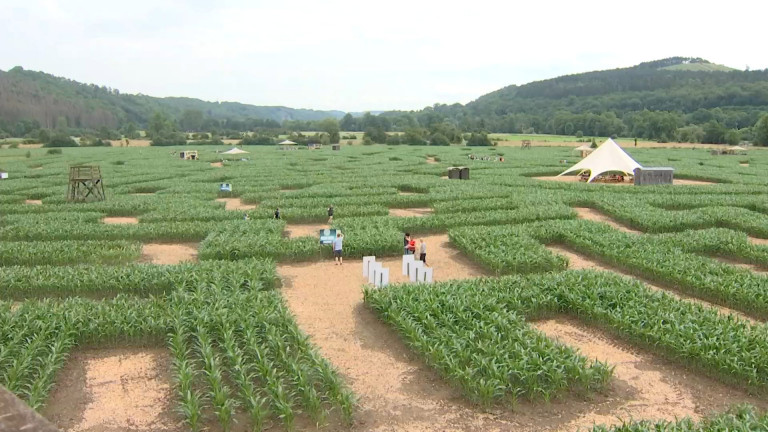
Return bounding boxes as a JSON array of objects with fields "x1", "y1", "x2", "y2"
[
  {"x1": 521, "y1": 140, "x2": 532, "y2": 149},
  {"x1": 332, "y1": 144, "x2": 341, "y2": 151},
  {"x1": 68, "y1": 165, "x2": 105, "y2": 202},
  {"x1": 0, "y1": 385, "x2": 60, "y2": 432},
  {"x1": 447, "y1": 167, "x2": 469, "y2": 180},
  {"x1": 179, "y1": 150, "x2": 198, "y2": 160}
]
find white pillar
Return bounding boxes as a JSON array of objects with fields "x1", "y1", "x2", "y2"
[
  {"x1": 375, "y1": 268, "x2": 390, "y2": 288},
  {"x1": 402, "y1": 254, "x2": 415, "y2": 275},
  {"x1": 409, "y1": 261, "x2": 424, "y2": 282},
  {"x1": 368, "y1": 262, "x2": 382, "y2": 284},
  {"x1": 363, "y1": 256, "x2": 376, "y2": 277},
  {"x1": 423, "y1": 267, "x2": 433, "y2": 284}
]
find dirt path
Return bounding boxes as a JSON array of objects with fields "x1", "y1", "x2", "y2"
[
  {"x1": 215, "y1": 197, "x2": 256, "y2": 211},
  {"x1": 141, "y1": 243, "x2": 198, "y2": 265},
  {"x1": 101, "y1": 217, "x2": 138, "y2": 225},
  {"x1": 533, "y1": 318, "x2": 766, "y2": 431},
  {"x1": 546, "y1": 245, "x2": 758, "y2": 324},
  {"x1": 43, "y1": 347, "x2": 179, "y2": 432},
  {"x1": 389, "y1": 208, "x2": 433, "y2": 217},
  {"x1": 710, "y1": 256, "x2": 768, "y2": 275},
  {"x1": 426, "y1": 157, "x2": 438, "y2": 164},
  {"x1": 750, "y1": 236, "x2": 768, "y2": 246},
  {"x1": 210, "y1": 162, "x2": 223, "y2": 167},
  {"x1": 284, "y1": 223, "x2": 330, "y2": 238},
  {"x1": 25, "y1": 199, "x2": 42, "y2": 205},
  {"x1": 573, "y1": 207, "x2": 642, "y2": 234}
]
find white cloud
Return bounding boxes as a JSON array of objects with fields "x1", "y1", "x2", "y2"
[{"x1": 0, "y1": 0, "x2": 766, "y2": 112}]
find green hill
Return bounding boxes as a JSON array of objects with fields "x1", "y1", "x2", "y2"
[{"x1": 0, "y1": 67, "x2": 344, "y2": 130}]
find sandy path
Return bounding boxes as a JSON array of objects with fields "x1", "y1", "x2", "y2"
[
  {"x1": 284, "y1": 223, "x2": 330, "y2": 238},
  {"x1": 101, "y1": 217, "x2": 138, "y2": 225},
  {"x1": 740, "y1": 163, "x2": 750, "y2": 167},
  {"x1": 426, "y1": 157, "x2": 438, "y2": 164},
  {"x1": 533, "y1": 318, "x2": 765, "y2": 431},
  {"x1": 215, "y1": 197, "x2": 256, "y2": 211},
  {"x1": 573, "y1": 207, "x2": 642, "y2": 234},
  {"x1": 710, "y1": 256, "x2": 768, "y2": 275},
  {"x1": 25, "y1": 199, "x2": 42, "y2": 205},
  {"x1": 141, "y1": 243, "x2": 198, "y2": 265},
  {"x1": 278, "y1": 234, "x2": 525, "y2": 431},
  {"x1": 210, "y1": 162, "x2": 223, "y2": 167},
  {"x1": 750, "y1": 237, "x2": 768, "y2": 246},
  {"x1": 43, "y1": 348, "x2": 179, "y2": 432},
  {"x1": 389, "y1": 208, "x2": 433, "y2": 217},
  {"x1": 546, "y1": 245, "x2": 757, "y2": 324}
]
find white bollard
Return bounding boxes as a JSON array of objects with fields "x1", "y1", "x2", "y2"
[
  {"x1": 423, "y1": 267, "x2": 434, "y2": 284},
  {"x1": 409, "y1": 261, "x2": 424, "y2": 282},
  {"x1": 402, "y1": 254, "x2": 415, "y2": 276},
  {"x1": 374, "y1": 268, "x2": 390, "y2": 288},
  {"x1": 363, "y1": 256, "x2": 376, "y2": 277},
  {"x1": 368, "y1": 262, "x2": 382, "y2": 284}
]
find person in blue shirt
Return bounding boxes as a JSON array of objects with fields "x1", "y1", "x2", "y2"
[{"x1": 333, "y1": 232, "x2": 344, "y2": 265}]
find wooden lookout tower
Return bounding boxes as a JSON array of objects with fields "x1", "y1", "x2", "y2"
[{"x1": 68, "y1": 165, "x2": 106, "y2": 202}]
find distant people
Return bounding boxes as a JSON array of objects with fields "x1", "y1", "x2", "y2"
[
  {"x1": 333, "y1": 232, "x2": 344, "y2": 265},
  {"x1": 327, "y1": 205, "x2": 334, "y2": 223},
  {"x1": 499, "y1": 157, "x2": 504, "y2": 162},
  {"x1": 403, "y1": 233, "x2": 411, "y2": 255},
  {"x1": 243, "y1": 213, "x2": 250, "y2": 221},
  {"x1": 419, "y1": 238, "x2": 427, "y2": 266},
  {"x1": 634, "y1": 138, "x2": 638, "y2": 147},
  {"x1": 408, "y1": 237, "x2": 417, "y2": 255},
  {"x1": 274, "y1": 208, "x2": 280, "y2": 219}
]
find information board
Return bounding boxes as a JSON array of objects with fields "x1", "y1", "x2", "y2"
[{"x1": 319, "y1": 228, "x2": 338, "y2": 245}]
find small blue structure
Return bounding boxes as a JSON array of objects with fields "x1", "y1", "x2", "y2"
[{"x1": 219, "y1": 183, "x2": 232, "y2": 192}]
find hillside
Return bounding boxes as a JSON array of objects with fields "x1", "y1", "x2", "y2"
[
  {"x1": 0, "y1": 67, "x2": 344, "y2": 130},
  {"x1": 449, "y1": 57, "x2": 768, "y2": 140}
]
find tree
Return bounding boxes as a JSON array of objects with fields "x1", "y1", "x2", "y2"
[
  {"x1": 180, "y1": 109, "x2": 204, "y2": 131},
  {"x1": 429, "y1": 133, "x2": 450, "y2": 146},
  {"x1": 120, "y1": 122, "x2": 140, "y2": 139},
  {"x1": 148, "y1": 111, "x2": 175, "y2": 138},
  {"x1": 363, "y1": 127, "x2": 388, "y2": 144},
  {"x1": 55, "y1": 116, "x2": 68, "y2": 131},
  {"x1": 724, "y1": 129, "x2": 741, "y2": 146},
  {"x1": 755, "y1": 114, "x2": 768, "y2": 146},
  {"x1": 340, "y1": 113, "x2": 356, "y2": 131},
  {"x1": 44, "y1": 133, "x2": 77, "y2": 147},
  {"x1": 703, "y1": 121, "x2": 726, "y2": 144},
  {"x1": 317, "y1": 118, "x2": 340, "y2": 143}
]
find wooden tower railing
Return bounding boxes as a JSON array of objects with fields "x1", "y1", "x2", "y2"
[{"x1": 68, "y1": 165, "x2": 105, "y2": 202}]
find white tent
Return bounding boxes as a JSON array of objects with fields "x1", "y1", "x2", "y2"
[
  {"x1": 728, "y1": 146, "x2": 747, "y2": 151},
  {"x1": 278, "y1": 140, "x2": 297, "y2": 145},
  {"x1": 222, "y1": 147, "x2": 249, "y2": 155},
  {"x1": 558, "y1": 138, "x2": 642, "y2": 182}
]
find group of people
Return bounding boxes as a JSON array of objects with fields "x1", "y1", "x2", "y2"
[
  {"x1": 403, "y1": 233, "x2": 427, "y2": 266},
  {"x1": 468, "y1": 154, "x2": 504, "y2": 162}
]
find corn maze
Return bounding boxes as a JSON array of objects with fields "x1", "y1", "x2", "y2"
[{"x1": 1, "y1": 143, "x2": 768, "y2": 431}]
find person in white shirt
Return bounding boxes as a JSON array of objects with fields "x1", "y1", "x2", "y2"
[
  {"x1": 333, "y1": 232, "x2": 344, "y2": 265},
  {"x1": 419, "y1": 239, "x2": 427, "y2": 266}
]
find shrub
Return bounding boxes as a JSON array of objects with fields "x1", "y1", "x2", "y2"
[
  {"x1": 46, "y1": 148, "x2": 63, "y2": 155},
  {"x1": 575, "y1": 130, "x2": 584, "y2": 138},
  {"x1": 466, "y1": 133, "x2": 493, "y2": 147},
  {"x1": 429, "y1": 133, "x2": 450, "y2": 146},
  {"x1": 151, "y1": 133, "x2": 187, "y2": 146},
  {"x1": 239, "y1": 135, "x2": 275, "y2": 146},
  {"x1": 44, "y1": 134, "x2": 78, "y2": 147}
]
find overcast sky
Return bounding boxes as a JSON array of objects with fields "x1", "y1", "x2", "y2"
[{"x1": 1, "y1": 0, "x2": 766, "y2": 112}]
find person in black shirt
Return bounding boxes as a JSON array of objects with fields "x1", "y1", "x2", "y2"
[
  {"x1": 403, "y1": 232, "x2": 411, "y2": 255},
  {"x1": 328, "y1": 205, "x2": 334, "y2": 223},
  {"x1": 274, "y1": 208, "x2": 280, "y2": 219}
]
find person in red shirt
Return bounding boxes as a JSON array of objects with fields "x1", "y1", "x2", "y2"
[{"x1": 408, "y1": 238, "x2": 416, "y2": 255}]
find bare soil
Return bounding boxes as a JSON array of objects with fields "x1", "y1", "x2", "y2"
[
  {"x1": 533, "y1": 318, "x2": 767, "y2": 431},
  {"x1": 497, "y1": 140, "x2": 727, "y2": 149},
  {"x1": 109, "y1": 139, "x2": 152, "y2": 147},
  {"x1": 389, "y1": 208, "x2": 433, "y2": 217},
  {"x1": 573, "y1": 207, "x2": 642, "y2": 234},
  {"x1": 42, "y1": 347, "x2": 180, "y2": 432},
  {"x1": 130, "y1": 193, "x2": 155, "y2": 196},
  {"x1": 750, "y1": 237, "x2": 768, "y2": 246},
  {"x1": 25, "y1": 199, "x2": 42, "y2": 205},
  {"x1": 534, "y1": 176, "x2": 716, "y2": 186},
  {"x1": 215, "y1": 197, "x2": 256, "y2": 211},
  {"x1": 740, "y1": 163, "x2": 749, "y2": 167},
  {"x1": 210, "y1": 162, "x2": 223, "y2": 167},
  {"x1": 101, "y1": 217, "x2": 138, "y2": 225},
  {"x1": 140, "y1": 243, "x2": 198, "y2": 265},
  {"x1": 426, "y1": 157, "x2": 438, "y2": 164},
  {"x1": 398, "y1": 191, "x2": 420, "y2": 196},
  {"x1": 546, "y1": 245, "x2": 757, "y2": 324},
  {"x1": 283, "y1": 223, "x2": 330, "y2": 239}
]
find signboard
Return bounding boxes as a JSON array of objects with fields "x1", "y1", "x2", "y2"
[{"x1": 319, "y1": 228, "x2": 339, "y2": 245}]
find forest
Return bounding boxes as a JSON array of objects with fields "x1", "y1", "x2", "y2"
[{"x1": 1, "y1": 58, "x2": 768, "y2": 145}]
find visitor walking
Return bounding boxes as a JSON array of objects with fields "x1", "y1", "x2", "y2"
[
  {"x1": 328, "y1": 205, "x2": 334, "y2": 223},
  {"x1": 419, "y1": 238, "x2": 427, "y2": 266},
  {"x1": 333, "y1": 232, "x2": 344, "y2": 265},
  {"x1": 403, "y1": 233, "x2": 411, "y2": 255},
  {"x1": 274, "y1": 208, "x2": 280, "y2": 219}
]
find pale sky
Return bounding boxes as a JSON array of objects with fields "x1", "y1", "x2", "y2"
[{"x1": 1, "y1": 0, "x2": 766, "y2": 112}]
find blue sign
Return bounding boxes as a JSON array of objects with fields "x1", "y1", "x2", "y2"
[{"x1": 319, "y1": 228, "x2": 338, "y2": 245}]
